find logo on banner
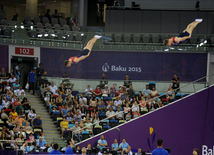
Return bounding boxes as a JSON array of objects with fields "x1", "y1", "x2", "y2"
[
  {"x1": 102, "y1": 63, "x2": 110, "y2": 72},
  {"x1": 202, "y1": 145, "x2": 214, "y2": 155}
]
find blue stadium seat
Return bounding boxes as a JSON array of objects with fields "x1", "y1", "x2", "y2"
[{"x1": 69, "y1": 124, "x2": 75, "y2": 129}]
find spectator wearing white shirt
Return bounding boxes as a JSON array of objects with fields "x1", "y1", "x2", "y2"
[
  {"x1": 2, "y1": 98, "x2": 10, "y2": 109},
  {"x1": 8, "y1": 75, "x2": 17, "y2": 85},
  {"x1": 15, "y1": 86, "x2": 25, "y2": 97},
  {"x1": 102, "y1": 85, "x2": 110, "y2": 97},
  {"x1": 132, "y1": 101, "x2": 139, "y2": 113},
  {"x1": 116, "y1": 107, "x2": 123, "y2": 120},
  {"x1": 106, "y1": 107, "x2": 115, "y2": 119},
  {"x1": 85, "y1": 85, "x2": 93, "y2": 96},
  {"x1": 49, "y1": 82, "x2": 58, "y2": 94},
  {"x1": 114, "y1": 96, "x2": 122, "y2": 108},
  {"x1": 6, "y1": 82, "x2": 11, "y2": 91},
  {"x1": 79, "y1": 94, "x2": 88, "y2": 110}
]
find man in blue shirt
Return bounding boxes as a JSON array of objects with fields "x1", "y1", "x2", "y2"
[
  {"x1": 49, "y1": 143, "x2": 62, "y2": 154},
  {"x1": 152, "y1": 139, "x2": 169, "y2": 155},
  {"x1": 32, "y1": 115, "x2": 43, "y2": 132},
  {"x1": 61, "y1": 104, "x2": 70, "y2": 116},
  {"x1": 65, "y1": 138, "x2": 74, "y2": 154},
  {"x1": 97, "y1": 135, "x2": 108, "y2": 151},
  {"x1": 142, "y1": 85, "x2": 151, "y2": 98},
  {"x1": 21, "y1": 140, "x2": 33, "y2": 153},
  {"x1": 28, "y1": 68, "x2": 36, "y2": 95},
  {"x1": 36, "y1": 136, "x2": 48, "y2": 147},
  {"x1": 98, "y1": 101, "x2": 106, "y2": 114},
  {"x1": 13, "y1": 80, "x2": 20, "y2": 91},
  {"x1": 119, "y1": 138, "x2": 129, "y2": 154}
]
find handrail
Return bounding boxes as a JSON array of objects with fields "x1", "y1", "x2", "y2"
[{"x1": 70, "y1": 73, "x2": 214, "y2": 141}]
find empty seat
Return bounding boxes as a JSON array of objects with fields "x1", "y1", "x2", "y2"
[
  {"x1": 65, "y1": 31, "x2": 74, "y2": 41},
  {"x1": 160, "y1": 35, "x2": 169, "y2": 42},
  {"x1": 152, "y1": 34, "x2": 160, "y2": 43},
  {"x1": 72, "y1": 26, "x2": 79, "y2": 31},
  {"x1": 142, "y1": 34, "x2": 150, "y2": 43},
  {"x1": 1, "y1": 19, "x2": 8, "y2": 26},
  {"x1": 93, "y1": 127, "x2": 102, "y2": 135},
  {"x1": 42, "y1": 17, "x2": 50, "y2": 25},
  {"x1": 74, "y1": 32, "x2": 83, "y2": 42},
  {"x1": 63, "y1": 24, "x2": 70, "y2": 31},
  {"x1": 102, "y1": 126, "x2": 111, "y2": 131},
  {"x1": 119, "y1": 120, "x2": 126, "y2": 124},
  {"x1": 0, "y1": 13, "x2": 5, "y2": 21},
  {"x1": 36, "y1": 22, "x2": 43, "y2": 29},
  {"x1": 99, "y1": 113, "x2": 106, "y2": 120},
  {"x1": 24, "y1": 16, "x2": 31, "y2": 24},
  {"x1": 56, "y1": 30, "x2": 64, "y2": 40},
  {"x1": 51, "y1": 18, "x2": 58, "y2": 26},
  {"x1": 34, "y1": 16, "x2": 41, "y2": 25},
  {"x1": 109, "y1": 120, "x2": 118, "y2": 127},
  {"x1": 123, "y1": 34, "x2": 132, "y2": 43},
  {"x1": 140, "y1": 109, "x2": 148, "y2": 115},
  {"x1": 60, "y1": 18, "x2": 67, "y2": 27},
  {"x1": 175, "y1": 93, "x2": 183, "y2": 99},
  {"x1": 114, "y1": 33, "x2": 122, "y2": 42},
  {"x1": 189, "y1": 35, "x2": 199, "y2": 44},
  {"x1": 133, "y1": 34, "x2": 141, "y2": 43},
  {"x1": 209, "y1": 36, "x2": 214, "y2": 44},
  {"x1": 99, "y1": 120, "x2": 109, "y2": 126},
  {"x1": 54, "y1": 24, "x2": 61, "y2": 30},
  {"x1": 81, "y1": 131, "x2": 90, "y2": 140},
  {"x1": 45, "y1": 23, "x2": 52, "y2": 30},
  {"x1": 29, "y1": 30, "x2": 37, "y2": 38}
]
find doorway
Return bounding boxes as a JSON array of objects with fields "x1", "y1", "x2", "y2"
[{"x1": 11, "y1": 56, "x2": 38, "y2": 88}]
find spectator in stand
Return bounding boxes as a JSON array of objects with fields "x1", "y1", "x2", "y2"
[
  {"x1": 114, "y1": 96, "x2": 122, "y2": 108},
  {"x1": 85, "y1": 85, "x2": 93, "y2": 97},
  {"x1": 84, "y1": 118, "x2": 93, "y2": 135},
  {"x1": 21, "y1": 98, "x2": 31, "y2": 111},
  {"x1": 106, "y1": 100, "x2": 116, "y2": 111},
  {"x1": 171, "y1": 75, "x2": 180, "y2": 95},
  {"x1": 49, "y1": 82, "x2": 58, "y2": 95},
  {"x1": 126, "y1": 111, "x2": 132, "y2": 121},
  {"x1": 111, "y1": 139, "x2": 119, "y2": 151},
  {"x1": 110, "y1": 83, "x2": 117, "y2": 97},
  {"x1": 23, "y1": 122, "x2": 33, "y2": 135},
  {"x1": 15, "y1": 113, "x2": 26, "y2": 127},
  {"x1": 1, "y1": 109, "x2": 8, "y2": 125},
  {"x1": 102, "y1": 85, "x2": 110, "y2": 97},
  {"x1": 119, "y1": 138, "x2": 129, "y2": 154},
  {"x1": 61, "y1": 116, "x2": 69, "y2": 138},
  {"x1": 127, "y1": 85, "x2": 135, "y2": 98},
  {"x1": 70, "y1": 14, "x2": 79, "y2": 26},
  {"x1": 36, "y1": 63, "x2": 44, "y2": 88},
  {"x1": 139, "y1": 96, "x2": 147, "y2": 110},
  {"x1": 166, "y1": 85, "x2": 174, "y2": 100},
  {"x1": 7, "y1": 114, "x2": 15, "y2": 130},
  {"x1": 70, "y1": 122, "x2": 82, "y2": 142},
  {"x1": 17, "y1": 126, "x2": 26, "y2": 138},
  {"x1": 65, "y1": 138, "x2": 74, "y2": 154},
  {"x1": 47, "y1": 142, "x2": 54, "y2": 153},
  {"x1": 15, "y1": 63, "x2": 22, "y2": 83},
  {"x1": 121, "y1": 91, "x2": 128, "y2": 102},
  {"x1": 21, "y1": 140, "x2": 32, "y2": 152},
  {"x1": 98, "y1": 135, "x2": 108, "y2": 151},
  {"x1": 49, "y1": 143, "x2": 62, "y2": 154},
  {"x1": 62, "y1": 104, "x2": 70, "y2": 116},
  {"x1": 58, "y1": 83, "x2": 64, "y2": 95},
  {"x1": 28, "y1": 109, "x2": 36, "y2": 121},
  {"x1": 36, "y1": 136, "x2": 48, "y2": 147},
  {"x1": 66, "y1": 111, "x2": 73, "y2": 123},
  {"x1": 136, "y1": 91, "x2": 144, "y2": 101},
  {"x1": 100, "y1": 73, "x2": 108, "y2": 89},
  {"x1": 143, "y1": 85, "x2": 151, "y2": 99},
  {"x1": 10, "y1": 108, "x2": 18, "y2": 119},
  {"x1": 151, "y1": 87, "x2": 158, "y2": 98},
  {"x1": 79, "y1": 94, "x2": 88, "y2": 110},
  {"x1": 15, "y1": 85, "x2": 25, "y2": 97},
  {"x1": 193, "y1": 148, "x2": 199, "y2": 155},
  {"x1": 0, "y1": 67, "x2": 8, "y2": 79},
  {"x1": 98, "y1": 101, "x2": 106, "y2": 114},
  {"x1": 19, "y1": 92, "x2": 26, "y2": 102},
  {"x1": 73, "y1": 110, "x2": 82, "y2": 122},
  {"x1": 136, "y1": 148, "x2": 143, "y2": 155},
  {"x1": 15, "y1": 103, "x2": 23, "y2": 114},
  {"x1": 106, "y1": 107, "x2": 115, "y2": 119},
  {"x1": 93, "y1": 86, "x2": 102, "y2": 97},
  {"x1": 6, "y1": 82, "x2": 11, "y2": 91},
  {"x1": 151, "y1": 139, "x2": 169, "y2": 155},
  {"x1": 118, "y1": 85, "x2": 126, "y2": 97},
  {"x1": 132, "y1": 101, "x2": 139, "y2": 113},
  {"x1": 127, "y1": 146, "x2": 133, "y2": 155},
  {"x1": 31, "y1": 115, "x2": 43, "y2": 132},
  {"x1": 122, "y1": 96, "x2": 130, "y2": 107},
  {"x1": 8, "y1": 75, "x2": 17, "y2": 85},
  {"x1": 42, "y1": 87, "x2": 53, "y2": 101},
  {"x1": 89, "y1": 95, "x2": 97, "y2": 109},
  {"x1": 4, "y1": 91, "x2": 11, "y2": 101},
  {"x1": 45, "y1": 9, "x2": 51, "y2": 21},
  {"x1": 64, "y1": 84, "x2": 72, "y2": 96},
  {"x1": 28, "y1": 68, "x2": 36, "y2": 95},
  {"x1": 13, "y1": 80, "x2": 20, "y2": 91},
  {"x1": 124, "y1": 103, "x2": 131, "y2": 114},
  {"x1": 116, "y1": 107, "x2": 123, "y2": 120},
  {"x1": 86, "y1": 144, "x2": 92, "y2": 154},
  {"x1": 124, "y1": 75, "x2": 132, "y2": 88}
]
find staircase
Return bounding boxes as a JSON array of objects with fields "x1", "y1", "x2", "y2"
[{"x1": 26, "y1": 92, "x2": 65, "y2": 147}]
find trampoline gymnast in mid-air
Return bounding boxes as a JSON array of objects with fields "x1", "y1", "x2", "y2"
[
  {"x1": 64, "y1": 35, "x2": 102, "y2": 67},
  {"x1": 163, "y1": 19, "x2": 203, "y2": 46}
]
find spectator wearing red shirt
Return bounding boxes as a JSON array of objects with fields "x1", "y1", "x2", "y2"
[
  {"x1": 93, "y1": 86, "x2": 102, "y2": 97},
  {"x1": 118, "y1": 85, "x2": 126, "y2": 97}
]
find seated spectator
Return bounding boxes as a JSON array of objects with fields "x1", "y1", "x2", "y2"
[
  {"x1": 127, "y1": 85, "x2": 135, "y2": 98},
  {"x1": 124, "y1": 103, "x2": 131, "y2": 114},
  {"x1": 0, "y1": 67, "x2": 8, "y2": 79},
  {"x1": 102, "y1": 85, "x2": 110, "y2": 97},
  {"x1": 93, "y1": 86, "x2": 102, "y2": 97},
  {"x1": 126, "y1": 111, "x2": 132, "y2": 121},
  {"x1": 41, "y1": 83, "x2": 48, "y2": 95},
  {"x1": 24, "y1": 122, "x2": 33, "y2": 135},
  {"x1": 110, "y1": 83, "x2": 117, "y2": 97},
  {"x1": 10, "y1": 108, "x2": 18, "y2": 120},
  {"x1": 21, "y1": 98, "x2": 31, "y2": 111},
  {"x1": 9, "y1": 87, "x2": 14, "y2": 96},
  {"x1": 19, "y1": 92, "x2": 26, "y2": 102},
  {"x1": 58, "y1": 83, "x2": 65, "y2": 95},
  {"x1": 116, "y1": 107, "x2": 123, "y2": 120},
  {"x1": 28, "y1": 109, "x2": 36, "y2": 121},
  {"x1": 48, "y1": 94, "x2": 55, "y2": 105},
  {"x1": 92, "y1": 113, "x2": 99, "y2": 126},
  {"x1": 83, "y1": 113, "x2": 92, "y2": 122},
  {"x1": 9, "y1": 136, "x2": 19, "y2": 149},
  {"x1": 62, "y1": 72, "x2": 69, "y2": 78},
  {"x1": 67, "y1": 100, "x2": 73, "y2": 110},
  {"x1": 136, "y1": 148, "x2": 143, "y2": 155},
  {"x1": 133, "y1": 111, "x2": 141, "y2": 119},
  {"x1": 16, "y1": 133, "x2": 24, "y2": 147},
  {"x1": 66, "y1": 111, "x2": 73, "y2": 123},
  {"x1": 119, "y1": 138, "x2": 129, "y2": 153},
  {"x1": 8, "y1": 75, "x2": 16, "y2": 85},
  {"x1": 61, "y1": 104, "x2": 70, "y2": 116},
  {"x1": 11, "y1": 95, "x2": 17, "y2": 103},
  {"x1": 70, "y1": 122, "x2": 82, "y2": 142},
  {"x1": 166, "y1": 84, "x2": 174, "y2": 100},
  {"x1": 6, "y1": 82, "x2": 11, "y2": 91},
  {"x1": 132, "y1": 101, "x2": 139, "y2": 113},
  {"x1": 0, "y1": 133, "x2": 7, "y2": 140},
  {"x1": 84, "y1": 118, "x2": 93, "y2": 135},
  {"x1": 91, "y1": 108, "x2": 98, "y2": 118},
  {"x1": 142, "y1": 85, "x2": 151, "y2": 98},
  {"x1": 97, "y1": 135, "x2": 108, "y2": 151},
  {"x1": 4, "y1": 91, "x2": 11, "y2": 101},
  {"x1": 13, "y1": 80, "x2": 20, "y2": 91},
  {"x1": 121, "y1": 91, "x2": 128, "y2": 101},
  {"x1": 49, "y1": 82, "x2": 58, "y2": 95},
  {"x1": 36, "y1": 136, "x2": 48, "y2": 147},
  {"x1": 17, "y1": 127, "x2": 26, "y2": 138},
  {"x1": 49, "y1": 143, "x2": 62, "y2": 154},
  {"x1": 106, "y1": 100, "x2": 116, "y2": 111},
  {"x1": 73, "y1": 110, "x2": 82, "y2": 122},
  {"x1": 15, "y1": 113, "x2": 26, "y2": 127},
  {"x1": 171, "y1": 75, "x2": 180, "y2": 95},
  {"x1": 100, "y1": 73, "x2": 108, "y2": 89},
  {"x1": 50, "y1": 103, "x2": 58, "y2": 113},
  {"x1": 56, "y1": 95, "x2": 63, "y2": 106},
  {"x1": 60, "y1": 116, "x2": 69, "y2": 138},
  {"x1": 79, "y1": 120, "x2": 84, "y2": 129},
  {"x1": 106, "y1": 107, "x2": 115, "y2": 119},
  {"x1": 122, "y1": 96, "x2": 131, "y2": 107},
  {"x1": 89, "y1": 95, "x2": 97, "y2": 108},
  {"x1": 118, "y1": 86, "x2": 126, "y2": 97},
  {"x1": 73, "y1": 95, "x2": 79, "y2": 107},
  {"x1": 1, "y1": 109, "x2": 8, "y2": 125},
  {"x1": 124, "y1": 75, "x2": 132, "y2": 88},
  {"x1": 65, "y1": 95, "x2": 72, "y2": 105},
  {"x1": 114, "y1": 96, "x2": 122, "y2": 108},
  {"x1": 139, "y1": 97, "x2": 147, "y2": 110},
  {"x1": 2, "y1": 98, "x2": 10, "y2": 109},
  {"x1": 127, "y1": 146, "x2": 133, "y2": 155},
  {"x1": 136, "y1": 91, "x2": 144, "y2": 101},
  {"x1": 42, "y1": 87, "x2": 53, "y2": 101},
  {"x1": 85, "y1": 84, "x2": 93, "y2": 96},
  {"x1": 20, "y1": 108, "x2": 26, "y2": 119},
  {"x1": 15, "y1": 85, "x2": 25, "y2": 97},
  {"x1": 64, "y1": 84, "x2": 72, "y2": 95},
  {"x1": 65, "y1": 138, "x2": 75, "y2": 154},
  {"x1": 97, "y1": 97, "x2": 102, "y2": 105},
  {"x1": 14, "y1": 122, "x2": 21, "y2": 134},
  {"x1": 47, "y1": 142, "x2": 54, "y2": 152},
  {"x1": 111, "y1": 139, "x2": 119, "y2": 151},
  {"x1": 31, "y1": 115, "x2": 43, "y2": 132},
  {"x1": 86, "y1": 144, "x2": 92, "y2": 154},
  {"x1": 7, "y1": 114, "x2": 16, "y2": 130},
  {"x1": 151, "y1": 87, "x2": 158, "y2": 98},
  {"x1": 13, "y1": 98, "x2": 20, "y2": 107},
  {"x1": 79, "y1": 94, "x2": 88, "y2": 110},
  {"x1": 98, "y1": 101, "x2": 106, "y2": 114},
  {"x1": 70, "y1": 14, "x2": 79, "y2": 26}
]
